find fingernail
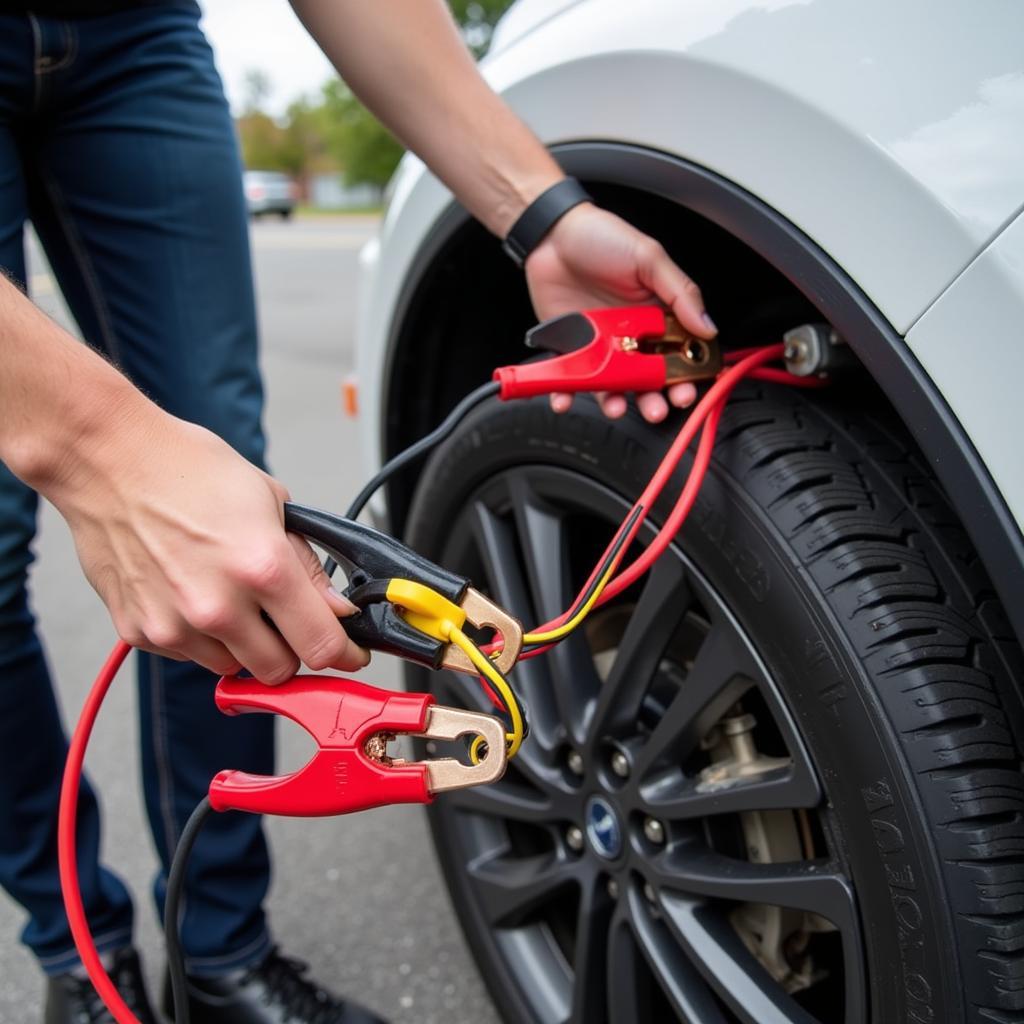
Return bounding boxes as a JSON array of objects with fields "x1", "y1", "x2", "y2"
[
  {"x1": 328, "y1": 586, "x2": 358, "y2": 615},
  {"x1": 702, "y1": 313, "x2": 718, "y2": 335}
]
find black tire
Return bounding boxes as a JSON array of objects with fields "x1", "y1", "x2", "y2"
[{"x1": 405, "y1": 384, "x2": 1024, "y2": 1024}]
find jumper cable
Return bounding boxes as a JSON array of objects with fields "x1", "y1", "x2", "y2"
[{"x1": 58, "y1": 305, "x2": 823, "y2": 1024}]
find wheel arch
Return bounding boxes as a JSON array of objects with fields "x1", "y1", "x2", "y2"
[{"x1": 378, "y1": 143, "x2": 1024, "y2": 647}]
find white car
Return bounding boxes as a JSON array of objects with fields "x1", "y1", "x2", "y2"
[
  {"x1": 243, "y1": 169, "x2": 296, "y2": 219},
  {"x1": 355, "y1": 3, "x2": 1024, "y2": 1022}
]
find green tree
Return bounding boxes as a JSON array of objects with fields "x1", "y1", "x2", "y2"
[
  {"x1": 236, "y1": 2, "x2": 517, "y2": 190},
  {"x1": 237, "y1": 109, "x2": 289, "y2": 172},
  {"x1": 320, "y1": 79, "x2": 405, "y2": 190},
  {"x1": 315, "y1": 1, "x2": 514, "y2": 188}
]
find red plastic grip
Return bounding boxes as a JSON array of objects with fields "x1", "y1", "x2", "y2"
[
  {"x1": 494, "y1": 306, "x2": 669, "y2": 399},
  {"x1": 208, "y1": 675, "x2": 435, "y2": 817}
]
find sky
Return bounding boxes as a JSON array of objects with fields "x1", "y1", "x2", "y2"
[{"x1": 199, "y1": 0, "x2": 338, "y2": 116}]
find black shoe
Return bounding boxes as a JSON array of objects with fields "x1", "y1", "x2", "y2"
[
  {"x1": 162, "y1": 946, "x2": 387, "y2": 1023},
  {"x1": 45, "y1": 948, "x2": 159, "y2": 1024}
]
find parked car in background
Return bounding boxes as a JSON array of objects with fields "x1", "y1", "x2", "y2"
[
  {"x1": 356, "y1": 2, "x2": 1024, "y2": 1022},
  {"x1": 243, "y1": 170, "x2": 295, "y2": 219}
]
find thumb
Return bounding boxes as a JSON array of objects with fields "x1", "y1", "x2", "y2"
[{"x1": 287, "y1": 533, "x2": 360, "y2": 620}]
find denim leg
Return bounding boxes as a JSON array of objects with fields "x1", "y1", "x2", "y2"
[
  {"x1": 22, "y1": 7, "x2": 274, "y2": 973},
  {"x1": 0, "y1": 26, "x2": 134, "y2": 972},
  {"x1": 0, "y1": 464, "x2": 135, "y2": 975}
]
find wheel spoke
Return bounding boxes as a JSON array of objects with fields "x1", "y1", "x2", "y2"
[
  {"x1": 466, "y1": 848, "x2": 580, "y2": 928},
  {"x1": 569, "y1": 871, "x2": 615, "y2": 1024},
  {"x1": 633, "y1": 623, "x2": 754, "y2": 778},
  {"x1": 585, "y1": 557, "x2": 692, "y2": 747},
  {"x1": 624, "y1": 885, "x2": 729, "y2": 1024},
  {"x1": 506, "y1": 471, "x2": 603, "y2": 746},
  {"x1": 468, "y1": 498, "x2": 562, "y2": 748},
  {"x1": 443, "y1": 777, "x2": 557, "y2": 824},
  {"x1": 653, "y1": 848, "x2": 857, "y2": 930},
  {"x1": 659, "y1": 894, "x2": 819, "y2": 1024},
  {"x1": 511, "y1": 732, "x2": 571, "y2": 795},
  {"x1": 467, "y1": 493, "x2": 536, "y2": 620},
  {"x1": 605, "y1": 912, "x2": 653, "y2": 1024},
  {"x1": 639, "y1": 764, "x2": 819, "y2": 820}
]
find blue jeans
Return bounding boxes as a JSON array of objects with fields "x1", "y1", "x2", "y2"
[{"x1": 0, "y1": 4, "x2": 277, "y2": 977}]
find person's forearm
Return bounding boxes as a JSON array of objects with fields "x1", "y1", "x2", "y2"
[
  {"x1": 288, "y1": 0, "x2": 565, "y2": 236},
  {"x1": 0, "y1": 274, "x2": 153, "y2": 496}
]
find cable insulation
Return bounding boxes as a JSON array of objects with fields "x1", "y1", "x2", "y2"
[
  {"x1": 448, "y1": 626, "x2": 525, "y2": 758},
  {"x1": 57, "y1": 640, "x2": 140, "y2": 1024},
  {"x1": 165, "y1": 798, "x2": 213, "y2": 1024},
  {"x1": 323, "y1": 381, "x2": 500, "y2": 578}
]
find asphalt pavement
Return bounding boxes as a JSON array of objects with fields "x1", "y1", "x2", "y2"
[{"x1": 0, "y1": 216, "x2": 502, "y2": 1024}]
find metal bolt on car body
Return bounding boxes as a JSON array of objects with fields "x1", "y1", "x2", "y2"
[
  {"x1": 566, "y1": 825, "x2": 585, "y2": 852},
  {"x1": 567, "y1": 750, "x2": 585, "y2": 775},
  {"x1": 643, "y1": 817, "x2": 666, "y2": 845},
  {"x1": 782, "y1": 323, "x2": 854, "y2": 377},
  {"x1": 610, "y1": 750, "x2": 630, "y2": 779}
]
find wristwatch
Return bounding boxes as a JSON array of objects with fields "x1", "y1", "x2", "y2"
[{"x1": 502, "y1": 178, "x2": 593, "y2": 268}]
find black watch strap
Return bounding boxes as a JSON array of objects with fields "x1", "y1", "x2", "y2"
[{"x1": 502, "y1": 178, "x2": 592, "y2": 268}]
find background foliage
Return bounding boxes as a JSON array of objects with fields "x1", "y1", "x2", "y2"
[{"x1": 236, "y1": 1, "x2": 515, "y2": 195}]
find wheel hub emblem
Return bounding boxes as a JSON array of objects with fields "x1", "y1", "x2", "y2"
[{"x1": 585, "y1": 796, "x2": 623, "y2": 859}]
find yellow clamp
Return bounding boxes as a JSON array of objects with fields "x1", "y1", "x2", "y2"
[
  {"x1": 385, "y1": 578, "x2": 466, "y2": 642},
  {"x1": 387, "y1": 577, "x2": 524, "y2": 763}
]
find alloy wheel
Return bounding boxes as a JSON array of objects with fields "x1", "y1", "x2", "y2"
[{"x1": 419, "y1": 464, "x2": 867, "y2": 1024}]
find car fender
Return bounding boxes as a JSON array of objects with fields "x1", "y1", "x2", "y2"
[
  {"x1": 906, "y1": 206, "x2": 1024, "y2": 538},
  {"x1": 356, "y1": 0, "x2": 1024, "y2": 636},
  {"x1": 366, "y1": 0, "x2": 1023, "y2": 335}
]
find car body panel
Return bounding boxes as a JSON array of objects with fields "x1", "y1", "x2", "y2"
[
  {"x1": 357, "y1": 0, "x2": 1024, "y2": 532},
  {"x1": 906, "y1": 206, "x2": 1024, "y2": 531},
  {"x1": 487, "y1": 0, "x2": 586, "y2": 54}
]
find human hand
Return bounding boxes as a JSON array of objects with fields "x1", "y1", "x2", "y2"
[
  {"x1": 524, "y1": 203, "x2": 717, "y2": 423},
  {"x1": 49, "y1": 403, "x2": 368, "y2": 683}
]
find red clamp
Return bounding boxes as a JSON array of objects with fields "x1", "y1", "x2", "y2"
[
  {"x1": 493, "y1": 305, "x2": 720, "y2": 400},
  {"x1": 208, "y1": 675, "x2": 507, "y2": 817}
]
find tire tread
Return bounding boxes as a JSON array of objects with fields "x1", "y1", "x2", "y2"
[{"x1": 713, "y1": 385, "x2": 1024, "y2": 1019}]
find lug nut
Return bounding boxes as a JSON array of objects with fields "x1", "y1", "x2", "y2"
[
  {"x1": 610, "y1": 751, "x2": 630, "y2": 779},
  {"x1": 567, "y1": 750, "x2": 584, "y2": 776},
  {"x1": 643, "y1": 882, "x2": 657, "y2": 904},
  {"x1": 607, "y1": 878, "x2": 620, "y2": 899},
  {"x1": 566, "y1": 825, "x2": 584, "y2": 852},
  {"x1": 643, "y1": 817, "x2": 666, "y2": 845}
]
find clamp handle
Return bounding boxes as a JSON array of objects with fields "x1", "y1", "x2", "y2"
[
  {"x1": 208, "y1": 675, "x2": 435, "y2": 816},
  {"x1": 494, "y1": 306, "x2": 670, "y2": 400},
  {"x1": 283, "y1": 503, "x2": 468, "y2": 669}
]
